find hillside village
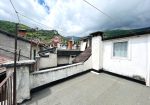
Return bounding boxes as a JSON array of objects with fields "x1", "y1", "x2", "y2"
[{"x1": 1, "y1": 0, "x2": 150, "y2": 105}]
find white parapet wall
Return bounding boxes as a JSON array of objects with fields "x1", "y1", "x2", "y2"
[
  {"x1": 0, "y1": 60, "x2": 35, "y2": 103},
  {"x1": 38, "y1": 53, "x2": 57, "y2": 69},
  {"x1": 0, "y1": 56, "x2": 92, "y2": 103},
  {"x1": 30, "y1": 56, "x2": 92, "y2": 89}
]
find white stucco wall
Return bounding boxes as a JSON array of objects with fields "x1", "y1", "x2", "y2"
[
  {"x1": 92, "y1": 36, "x2": 103, "y2": 70},
  {"x1": 57, "y1": 56, "x2": 69, "y2": 65},
  {"x1": 0, "y1": 57, "x2": 92, "y2": 103},
  {"x1": 80, "y1": 39, "x2": 91, "y2": 51},
  {"x1": 30, "y1": 56, "x2": 92, "y2": 89},
  {"x1": 84, "y1": 56, "x2": 92, "y2": 70},
  {"x1": 57, "y1": 55, "x2": 76, "y2": 65},
  {"x1": 3, "y1": 60, "x2": 35, "y2": 103},
  {"x1": 0, "y1": 33, "x2": 31, "y2": 59},
  {"x1": 39, "y1": 53, "x2": 57, "y2": 69},
  {"x1": 103, "y1": 35, "x2": 150, "y2": 82},
  {"x1": 146, "y1": 35, "x2": 150, "y2": 86},
  {"x1": 31, "y1": 46, "x2": 40, "y2": 59},
  {"x1": 80, "y1": 41, "x2": 87, "y2": 51}
]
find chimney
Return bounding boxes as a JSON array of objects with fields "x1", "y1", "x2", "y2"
[
  {"x1": 67, "y1": 40, "x2": 73, "y2": 50},
  {"x1": 18, "y1": 29, "x2": 27, "y2": 37}
]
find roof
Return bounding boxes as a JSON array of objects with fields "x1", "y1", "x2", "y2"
[
  {"x1": 23, "y1": 72, "x2": 150, "y2": 105},
  {"x1": 0, "y1": 29, "x2": 31, "y2": 43},
  {"x1": 72, "y1": 47, "x2": 91, "y2": 63},
  {"x1": 38, "y1": 48, "x2": 56, "y2": 57},
  {"x1": 80, "y1": 36, "x2": 91, "y2": 41},
  {"x1": 82, "y1": 28, "x2": 150, "y2": 41},
  {"x1": 80, "y1": 31, "x2": 103, "y2": 41},
  {"x1": 103, "y1": 28, "x2": 150, "y2": 40},
  {"x1": 90, "y1": 31, "x2": 103, "y2": 37},
  {"x1": 30, "y1": 39, "x2": 45, "y2": 46},
  {"x1": 0, "y1": 55, "x2": 12, "y2": 64},
  {"x1": 57, "y1": 50, "x2": 82, "y2": 56},
  {"x1": 18, "y1": 29, "x2": 27, "y2": 32}
]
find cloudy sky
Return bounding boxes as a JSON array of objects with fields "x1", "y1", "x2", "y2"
[{"x1": 0, "y1": 0, "x2": 150, "y2": 36}]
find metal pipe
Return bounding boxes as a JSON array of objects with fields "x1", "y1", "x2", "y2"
[{"x1": 18, "y1": 49, "x2": 21, "y2": 61}]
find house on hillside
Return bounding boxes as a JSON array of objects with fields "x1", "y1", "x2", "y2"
[
  {"x1": 50, "y1": 35, "x2": 62, "y2": 48},
  {"x1": 90, "y1": 29, "x2": 150, "y2": 86},
  {"x1": 66, "y1": 37, "x2": 80, "y2": 50},
  {"x1": 30, "y1": 39, "x2": 46, "y2": 60},
  {"x1": 18, "y1": 29, "x2": 27, "y2": 37},
  {"x1": 50, "y1": 35, "x2": 80, "y2": 50}
]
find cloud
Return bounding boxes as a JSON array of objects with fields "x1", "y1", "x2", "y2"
[
  {"x1": 0, "y1": 0, "x2": 150, "y2": 36},
  {"x1": 0, "y1": 0, "x2": 48, "y2": 28}
]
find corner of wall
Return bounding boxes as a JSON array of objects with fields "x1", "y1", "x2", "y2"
[{"x1": 91, "y1": 36, "x2": 103, "y2": 70}]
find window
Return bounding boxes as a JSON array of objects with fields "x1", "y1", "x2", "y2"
[
  {"x1": 33, "y1": 49, "x2": 36, "y2": 60},
  {"x1": 113, "y1": 41, "x2": 128, "y2": 57}
]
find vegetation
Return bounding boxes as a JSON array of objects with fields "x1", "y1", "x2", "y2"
[
  {"x1": 0, "y1": 20, "x2": 65, "y2": 43},
  {"x1": 0, "y1": 20, "x2": 16, "y2": 34},
  {"x1": 103, "y1": 27, "x2": 150, "y2": 39}
]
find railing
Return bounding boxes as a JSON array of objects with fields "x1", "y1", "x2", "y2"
[{"x1": 0, "y1": 72, "x2": 14, "y2": 105}]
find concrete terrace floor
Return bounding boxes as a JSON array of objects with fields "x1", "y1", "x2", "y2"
[{"x1": 22, "y1": 72, "x2": 150, "y2": 105}]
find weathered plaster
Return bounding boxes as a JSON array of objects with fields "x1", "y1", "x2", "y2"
[{"x1": 30, "y1": 56, "x2": 92, "y2": 89}]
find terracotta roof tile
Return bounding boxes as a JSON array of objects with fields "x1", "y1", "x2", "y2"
[
  {"x1": 72, "y1": 47, "x2": 91, "y2": 63},
  {"x1": 0, "y1": 55, "x2": 12, "y2": 64}
]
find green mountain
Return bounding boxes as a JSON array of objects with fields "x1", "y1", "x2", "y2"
[
  {"x1": 0, "y1": 20, "x2": 18, "y2": 34},
  {"x1": 103, "y1": 27, "x2": 150, "y2": 39},
  {"x1": 65, "y1": 36, "x2": 80, "y2": 41},
  {"x1": 0, "y1": 20, "x2": 65, "y2": 43}
]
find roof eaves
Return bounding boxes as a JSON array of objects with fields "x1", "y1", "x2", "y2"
[
  {"x1": 103, "y1": 30, "x2": 150, "y2": 41},
  {"x1": 90, "y1": 31, "x2": 103, "y2": 37},
  {"x1": 80, "y1": 36, "x2": 91, "y2": 41}
]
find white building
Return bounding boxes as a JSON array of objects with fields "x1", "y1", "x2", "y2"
[
  {"x1": 80, "y1": 36, "x2": 92, "y2": 51},
  {"x1": 89, "y1": 31, "x2": 150, "y2": 86}
]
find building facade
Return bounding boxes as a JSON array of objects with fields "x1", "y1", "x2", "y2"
[
  {"x1": 90, "y1": 31, "x2": 150, "y2": 86},
  {"x1": 0, "y1": 30, "x2": 31, "y2": 60}
]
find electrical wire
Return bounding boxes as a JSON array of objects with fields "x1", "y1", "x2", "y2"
[
  {"x1": 17, "y1": 12, "x2": 73, "y2": 35},
  {"x1": 9, "y1": 0, "x2": 20, "y2": 23},
  {"x1": 18, "y1": 12, "x2": 53, "y2": 30},
  {"x1": 9, "y1": 0, "x2": 139, "y2": 37},
  {"x1": 9, "y1": 0, "x2": 71, "y2": 35},
  {"x1": 82, "y1": 0, "x2": 140, "y2": 36},
  {"x1": 82, "y1": 0, "x2": 114, "y2": 20}
]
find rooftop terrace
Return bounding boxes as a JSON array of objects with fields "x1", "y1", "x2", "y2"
[{"x1": 22, "y1": 72, "x2": 150, "y2": 105}]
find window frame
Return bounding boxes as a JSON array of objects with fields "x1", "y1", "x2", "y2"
[{"x1": 111, "y1": 39, "x2": 131, "y2": 60}]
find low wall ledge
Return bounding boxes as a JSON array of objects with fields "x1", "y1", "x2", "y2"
[
  {"x1": 32, "y1": 62, "x2": 83, "y2": 74},
  {"x1": 0, "y1": 60, "x2": 35, "y2": 68}
]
